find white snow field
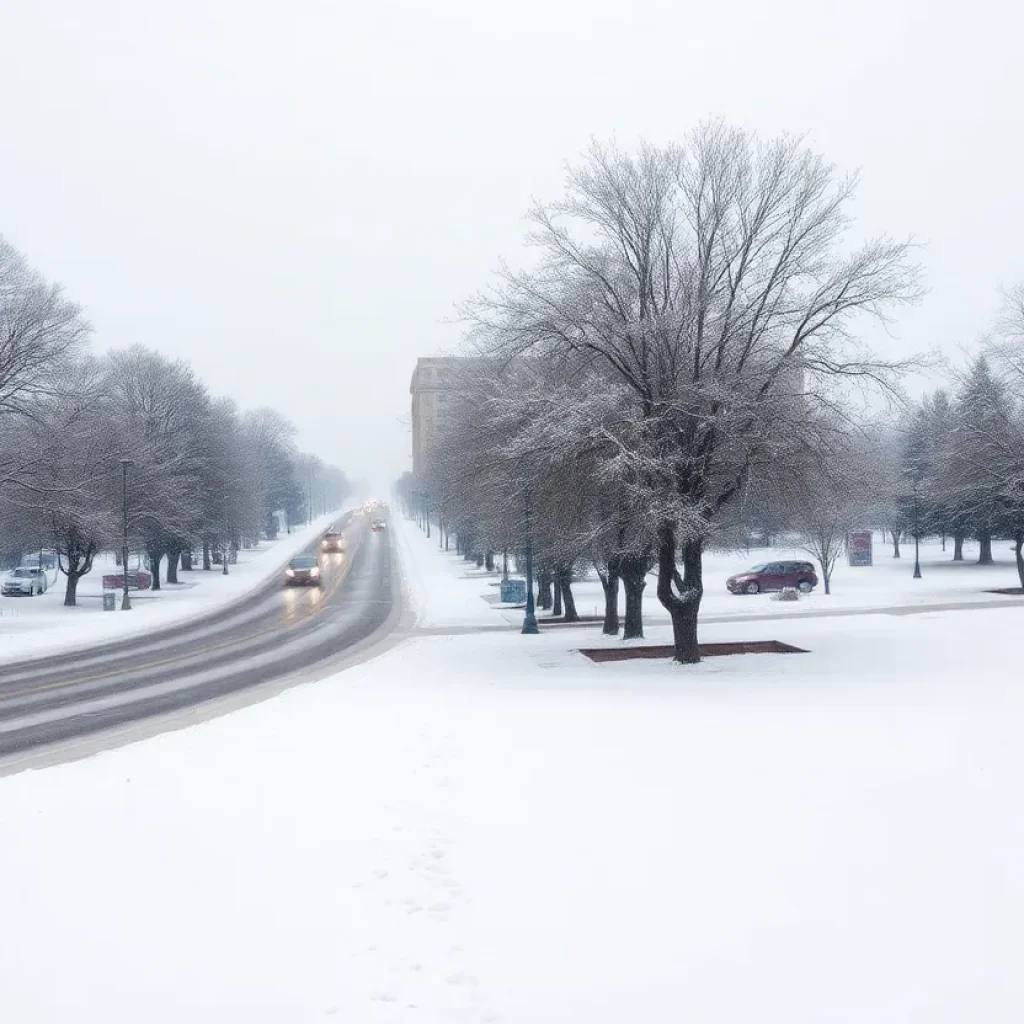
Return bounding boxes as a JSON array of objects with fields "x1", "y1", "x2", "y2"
[
  {"x1": 0, "y1": 515, "x2": 1022, "y2": 1022},
  {"x1": 0, "y1": 511, "x2": 345, "y2": 665}
]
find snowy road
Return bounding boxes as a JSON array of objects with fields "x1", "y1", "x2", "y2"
[{"x1": 0, "y1": 510, "x2": 399, "y2": 765}]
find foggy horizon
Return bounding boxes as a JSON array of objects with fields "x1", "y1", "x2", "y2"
[{"x1": 3, "y1": 0, "x2": 1021, "y2": 488}]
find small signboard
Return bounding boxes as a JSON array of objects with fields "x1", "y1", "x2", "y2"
[
  {"x1": 848, "y1": 531, "x2": 873, "y2": 567},
  {"x1": 500, "y1": 579, "x2": 527, "y2": 604},
  {"x1": 102, "y1": 570, "x2": 153, "y2": 591}
]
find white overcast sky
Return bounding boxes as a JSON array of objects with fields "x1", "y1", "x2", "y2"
[{"x1": 2, "y1": 0, "x2": 1021, "y2": 488}]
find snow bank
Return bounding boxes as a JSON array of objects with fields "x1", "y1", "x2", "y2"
[{"x1": 396, "y1": 513, "x2": 505, "y2": 629}]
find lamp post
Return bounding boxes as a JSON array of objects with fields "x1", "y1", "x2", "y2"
[
  {"x1": 120, "y1": 459, "x2": 133, "y2": 610},
  {"x1": 521, "y1": 490, "x2": 539, "y2": 635},
  {"x1": 913, "y1": 479, "x2": 922, "y2": 579}
]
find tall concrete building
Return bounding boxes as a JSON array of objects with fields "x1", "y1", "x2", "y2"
[{"x1": 410, "y1": 357, "x2": 476, "y2": 477}]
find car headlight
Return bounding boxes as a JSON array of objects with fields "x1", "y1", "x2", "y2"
[
  {"x1": 286, "y1": 568, "x2": 295, "y2": 577},
  {"x1": 310, "y1": 567, "x2": 320, "y2": 576}
]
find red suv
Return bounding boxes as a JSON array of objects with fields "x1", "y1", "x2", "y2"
[{"x1": 726, "y1": 560, "x2": 818, "y2": 595}]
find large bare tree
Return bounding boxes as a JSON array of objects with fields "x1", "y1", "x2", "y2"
[
  {"x1": 0, "y1": 236, "x2": 91, "y2": 418},
  {"x1": 465, "y1": 123, "x2": 921, "y2": 661}
]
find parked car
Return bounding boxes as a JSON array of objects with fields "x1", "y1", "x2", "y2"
[
  {"x1": 726, "y1": 561, "x2": 818, "y2": 595},
  {"x1": 2, "y1": 566, "x2": 49, "y2": 596},
  {"x1": 284, "y1": 554, "x2": 322, "y2": 587}
]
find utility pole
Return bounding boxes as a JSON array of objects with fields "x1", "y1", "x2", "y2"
[
  {"x1": 521, "y1": 489, "x2": 539, "y2": 634},
  {"x1": 120, "y1": 459, "x2": 133, "y2": 610},
  {"x1": 913, "y1": 478, "x2": 922, "y2": 579}
]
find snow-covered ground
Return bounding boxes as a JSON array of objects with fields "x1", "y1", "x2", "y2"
[
  {"x1": 401, "y1": 524, "x2": 1023, "y2": 628},
  {"x1": 0, "y1": 514, "x2": 1021, "y2": 1022},
  {"x1": 0, "y1": 511, "x2": 344, "y2": 664}
]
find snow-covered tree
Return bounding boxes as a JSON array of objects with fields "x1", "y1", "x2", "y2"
[{"x1": 464, "y1": 125, "x2": 921, "y2": 661}]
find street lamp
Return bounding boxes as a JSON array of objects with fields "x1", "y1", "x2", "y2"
[
  {"x1": 120, "y1": 459, "x2": 133, "y2": 610},
  {"x1": 913, "y1": 479, "x2": 922, "y2": 579},
  {"x1": 521, "y1": 490, "x2": 539, "y2": 635}
]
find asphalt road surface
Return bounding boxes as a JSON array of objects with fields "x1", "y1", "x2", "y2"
[{"x1": 0, "y1": 510, "x2": 397, "y2": 762}]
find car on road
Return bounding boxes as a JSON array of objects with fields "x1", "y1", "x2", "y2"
[
  {"x1": 284, "y1": 554, "x2": 322, "y2": 587},
  {"x1": 726, "y1": 560, "x2": 818, "y2": 595},
  {"x1": 371, "y1": 519, "x2": 386, "y2": 532},
  {"x1": 320, "y1": 531, "x2": 344, "y2": 553},
  {"x1": 2, "y1": 566, "x2": 49, "y2": 597}
]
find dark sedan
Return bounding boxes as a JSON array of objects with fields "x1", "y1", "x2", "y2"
[
  {"x1": 320, "y1": 531, "x2": 344, "y2": 553},
  {"x1": 727, "y1": 560, "x2": 818, "y2": 595},
  {"x1": 284, "y1": 554, "x2": 322, "y2": 587}
]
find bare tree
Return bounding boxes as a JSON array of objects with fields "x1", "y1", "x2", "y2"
[
  {"x1": 0, "y1": 236, "x2": 92, "y2": 420},
  {"x1": 102, "y1": 347, "x2": 212, "y2": 588},
  {"x1": 465, "y1": 124, "x2": 921, "y2": 661},
  {"x1": 8, "y1": 359, "x2": 119, "y2": 605}
]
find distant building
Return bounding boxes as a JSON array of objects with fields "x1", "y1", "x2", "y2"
[{"x1": 410, "y1": 356, "x2": 486, "y2": 477}]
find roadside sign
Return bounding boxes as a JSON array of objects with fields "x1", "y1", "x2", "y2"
[
  {"x1": 102, "y1": 570, "x2": 153, "y2": 591},
  {"x1": 848, "y1": 531, "x2": 873, "y2": 567},
  {"x1": 500, "y1": 579, "x2": 527, "y2": 604}
]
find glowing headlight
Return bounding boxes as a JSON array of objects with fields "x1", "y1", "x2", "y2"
[
  {"x1": 285, "y1": 568, "x2": 295, "y2": 577},
  {"x1": 310, "y1": 567, "x2": 320, "y2": 576}
]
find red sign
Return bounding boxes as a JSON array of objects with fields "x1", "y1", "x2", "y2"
[
  {"x1": 848, "y1": 532, "x2": 873, "y2": 567},
  {"x1": 103, "y1": 571, "x2": 153, "y2": 591}
]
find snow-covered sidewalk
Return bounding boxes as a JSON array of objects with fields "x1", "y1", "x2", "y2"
[
  {"x1": 0, "y1": 513, "x2": 1021, "y2": 1022},
  {"x1": 399, "y1": 517, "x2": 1024, "y2": 629},
  {"x1": 0, "y1": 511, "x2": 344, "y2": 665}
]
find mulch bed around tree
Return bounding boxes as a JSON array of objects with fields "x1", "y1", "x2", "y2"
[
  {"x1": 580, "y1": 640, "x2": 808, "y2": 663},
  {"x1": 986, "y1": 588, "x2": 1024, "y2": 596}
]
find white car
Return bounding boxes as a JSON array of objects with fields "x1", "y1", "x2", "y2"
[{"x1": 2, "y1": 566, "x2": 49, "y2": 596}]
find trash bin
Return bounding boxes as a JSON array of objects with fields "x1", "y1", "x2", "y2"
[{"x1": 103, "y1": 591, "x2": 117, "y2": 611}]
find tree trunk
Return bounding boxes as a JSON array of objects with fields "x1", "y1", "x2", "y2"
[
  {"x1": 475, "y1": 553, "x2": 484, "y2": 568},
  {"x1": 64, "y1": 568, "x2": 81, "y2": 607},
  {"x1": 1014, "y1": 532, "x2": 1024, "y2": 590},
  {"x1": 552, "y1": 574, "x2": 563, "y2": 617},
  {"x1": 620, "y1": 553, "x2": 647, "y2": 640},
  {"x1": 656, "y1": 524, "x2": 702, "y2": 664},
  {"x1": 202, "y1": 539, "x2": 211, "y2": 570},
  {"x1": 148, "y1": 547, "x2": 163, "y2": 591},
  {"x1": 892, "y1": 531, "x2": 901, "y2": 558},
  {"x1": 485, "y1": 551, "x2": 494, "y2": 571},
  {"x1": 978, "y1": 529, "x2": 993, "y2": 565},
  {"x1": 598, "y1": 569, "x2": 620, "y2": 636},
  {"x1": 538, "y1": 571, "x2": 553, "y2": 610},
  {"x1": 166, "y1": 547, "x2": 181, "y2": 585},
  {"x1": 941, "y1": 532, "x2": 946, "y2": 552},
  {"x1": 823, "y1": 569, "x2": 832, "y2": 595},
  {"x1": 181, "y1": 550, "x2": 193, "y2": 571},
  {"x1": 502, "y1": 550, "x2": 509, "y2": 580},
  {"x1": 953, "y1": 532, "x2": 964, "y2": 561},
  {"x1": 558, "y1": 567, "x2": 579, "y2": 623}
]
